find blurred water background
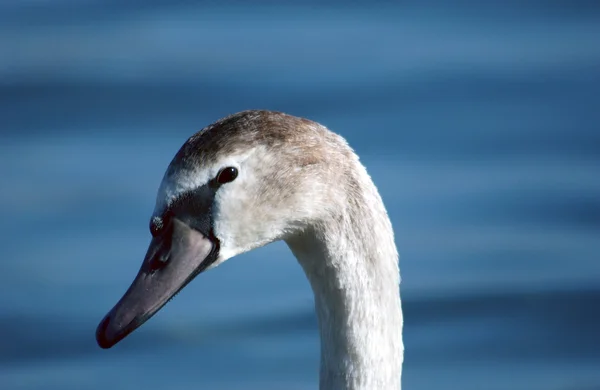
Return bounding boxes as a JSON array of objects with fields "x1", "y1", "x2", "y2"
[{"x1": 1, "y1": 1, "x2": 599, "y2": 389}]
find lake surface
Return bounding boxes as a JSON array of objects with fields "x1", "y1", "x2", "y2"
[{"x1": 1, "y1": 1, "x2": 599, "y2": 389}]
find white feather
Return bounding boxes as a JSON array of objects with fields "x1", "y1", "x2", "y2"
[{"x1": 153, "y1": 115, "x2": 403, "y2": 390}]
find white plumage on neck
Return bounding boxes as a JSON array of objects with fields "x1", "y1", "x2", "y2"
[
  {"x1": 98, "y1": 110, "x2": 404, "y2": 389},
  {"x1": 287, "y1": 160, "x2": 403, "y2": 390}
]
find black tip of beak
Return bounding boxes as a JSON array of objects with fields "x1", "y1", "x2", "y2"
[{"x1": 96, "y1": 314, "x2": 113, "y2": 349}]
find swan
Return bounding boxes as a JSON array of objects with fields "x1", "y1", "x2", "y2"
[{"x1": 96, "y1": 110, "x2": 404, "y2": 390}]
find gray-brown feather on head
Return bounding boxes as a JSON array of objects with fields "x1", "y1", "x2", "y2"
[
  {"x1": 156, "y1": 110, "x2": 395, "y2": 272},
  {"x1": 170, "y1": 110, "x2": 351, "y2": 174}
]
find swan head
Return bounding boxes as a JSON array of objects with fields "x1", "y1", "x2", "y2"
[{"x1": 96, "y1": 110, "x2": 350, "y2": 348}]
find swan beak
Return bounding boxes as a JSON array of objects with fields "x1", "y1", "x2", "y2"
[{"x1": 95, "y1": 218, "x2": 217, "y2": 349}]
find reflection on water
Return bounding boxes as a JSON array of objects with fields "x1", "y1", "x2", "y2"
[{"x1": 1, "y1": 2, "x2": 599, "y2": 389}]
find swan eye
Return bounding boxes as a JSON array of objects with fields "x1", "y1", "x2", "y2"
[{"x1": 216, "y1": 167, "x2": 238, "y2": 184}]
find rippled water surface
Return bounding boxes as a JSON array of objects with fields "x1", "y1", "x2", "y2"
[{"x1": 1, "y1": 2, "x2": 599, "y2": 389}]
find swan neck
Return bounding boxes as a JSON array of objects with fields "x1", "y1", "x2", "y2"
[{"x1": 287, "y1": 210, "x2": 403, "y2": 390}]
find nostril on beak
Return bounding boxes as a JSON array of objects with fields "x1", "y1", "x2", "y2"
[{"x1": 149, "y1": 251, "x2": 170, "y2": 272}]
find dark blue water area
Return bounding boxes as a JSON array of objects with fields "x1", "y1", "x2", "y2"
[{"x1": 1, "y1": 2, "x2": 599, "y2": 389}]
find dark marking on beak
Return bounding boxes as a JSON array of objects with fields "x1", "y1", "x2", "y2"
[{"x1": 96, "y1": 218, "x2": 219, "y2": 349}]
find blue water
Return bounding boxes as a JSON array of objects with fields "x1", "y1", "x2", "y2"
[{"x1": 1, "y1": 2, "x2": 599, "y2": 389}]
